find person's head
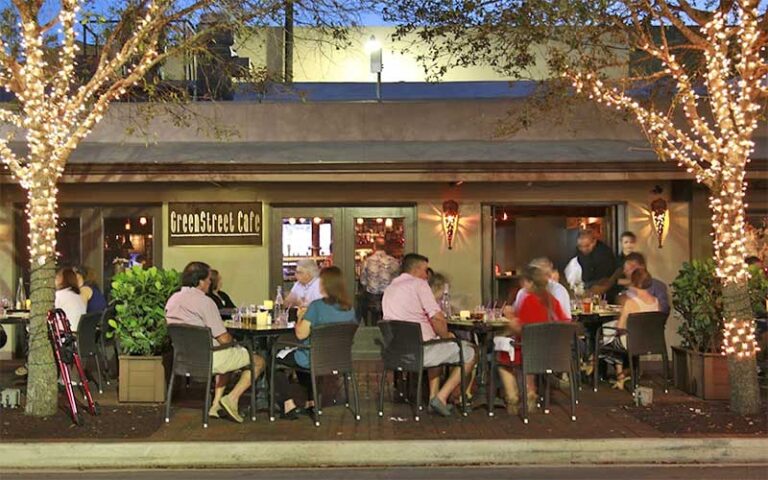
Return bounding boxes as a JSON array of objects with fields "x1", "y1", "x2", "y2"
[
  {"x1": 373, "y1": 237, "x2": 386, "y2": 252},
  {"x1": 623, "y1": 252, "x2": 647, "y2": 277},
  {"x1": 402, "y1": 253, "x2": 430, "y2": 280},
  {"x1": 295, "y1": 259, "x2": 320, "y2": 286},
  {"x1": 620, "y1": 231, "x2": 637, "y2": 256},
  {"x1": 577, "y1": 229, "x2": 598, "y2": 255},
  {"x1": 55, "y1": 267, "x2": 80, "y2": 294},
  {"x1": 181, "y1": 261, "x2": 211, "y2": 292},
  {"x1": 209, "y1": 269, "x2": 222, "y2": 293},
  {"x1": 522, "y1": 265, "x2": 551, "y2": 307},
  {"x1": 319, "y1": 266, "x2": 352, "y2": 310},
  {"x1": 529, "y1": 257, "x2": 554, "y2": 280},
  {"x1": 428, "y1": 272, "x2": 447, "y2": 300},
  {"x1": 73, "y1": 265, "x2": 90, "y2": 287},
  {"x1": 629, "y1": 267, "x2": 653, "y2": 290}
]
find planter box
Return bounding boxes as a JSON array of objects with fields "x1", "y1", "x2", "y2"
[
  {"x1": 672, "y1": 346, "x2": 730, "y2": 400},
  {"x1": 118, "y1": 355, "x2": 166, "y2": 403}
]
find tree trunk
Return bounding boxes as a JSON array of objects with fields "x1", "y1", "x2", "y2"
[
  {"x1": 24, "y1": 257, "x2": 58, "y2": 416},
  {"x1": 24, "y1": 180, "x2": 60, "y2": 417},
  {"x1": 721, "y1": 282, "x2": 761, "y2": 415}
]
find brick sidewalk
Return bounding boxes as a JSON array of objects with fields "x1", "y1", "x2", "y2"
[{"x1": 2, "y1": 359, "x2": 764, "y2": 441}]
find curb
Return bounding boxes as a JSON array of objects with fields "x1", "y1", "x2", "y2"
[{"x1": 1, "y1": 438, "x2": 767, "y2": 470}]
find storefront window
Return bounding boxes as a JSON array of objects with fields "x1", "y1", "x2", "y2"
[
  {"x1": 353, "y1": 217, "x2": 405, "y2": 281},
  {"x1": 13, "y1": 208, "x2": 81, "y2": 291},
  {"x1": 280, "y1": 216, "x2": 333, "y2": 287},
  {"x1": 103, "y1": 216, "x2": 154, "y2": 294}
]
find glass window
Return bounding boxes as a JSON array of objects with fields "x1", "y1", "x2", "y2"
[
  {"x1": 353, "y1": 217, "x2": 405, "y2": 282},
  {"x1": 279, "y1": 216, "x2": 333, "y2": 288},
  {"x1": 103, "y1": 216, "x2": 154, "y2": 294}
]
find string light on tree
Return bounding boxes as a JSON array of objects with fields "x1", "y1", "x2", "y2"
[{"x1": 568, "y1": 1, "x2": 763, "y2": 359}]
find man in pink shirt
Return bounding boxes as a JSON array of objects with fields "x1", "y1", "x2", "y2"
[
  {"x1": 166, "y1": 262, "x2": 265, "y2": 423},
  {"x1": 383, "y1": 253, "x2": 476, "y2": 416}
]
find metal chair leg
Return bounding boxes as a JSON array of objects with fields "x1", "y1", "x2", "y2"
[
  {"x1": 203, "y1": 376, "x2": 212, "y2": 428},
  {"x1": 344, "y1": 373, "x2": 350, "y2": 408},
  {"x1": 378, "y1": 368, "x2": 387, "y2": 416},
  {"x1": 92, "y1": 353, "x2": 104, "y2": 394},
  {"x1": 164, "y1": 373, "x2": 175, "y2": 423},
  {"x1": 269, "y1": 354, "x2": 277, "y2": 422},
  {"x1": 250, "y1": 363, "x2": 257, "y2": 422},
  {"x1": 569, "y1": 371, "x2": 577, "y2": 421},
  {"x1": 487, "y1": 355, "x2": 496, "y2": 417},
  {"x1": 543, "y1": 374, "x2": 551, "y2": 414},
  {"x1": 521, "y1": 367, "x2": 529, "y2": 424},
  {"x1": 311, "y1": 371, "x2": 320, "y2": 427},
  {"x1": 351, "y1": 372, "x2": 361, "y2": 421},
  {"x1": 414, "y1": 369, "x2": 423, "y2": 422},
  {"x1": 593, "y1": 329, "x2": 600, "y2": 392}
]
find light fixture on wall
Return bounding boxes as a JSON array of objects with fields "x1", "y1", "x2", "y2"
[
  {"x1": 139, "y1": 216, "x2": 148, "y2": 226},
  {"x1": 442, "y1": 200, "x2": 460, "y2": 250},
  {"x1": 650, "y1": 186, "x2": 669, "y2": 249},
  {"x1": 124, "y1": 219, "x2": 131, "y2": 231}
]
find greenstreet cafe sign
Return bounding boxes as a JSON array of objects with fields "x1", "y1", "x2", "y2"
[{"x1": 168, "y1": 202, "x2": 262, "y2": 246}]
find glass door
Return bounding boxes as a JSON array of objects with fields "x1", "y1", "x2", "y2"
[
  {"x1": 270, "y1": 207, "x2": 342, "y2": 298},
  {"x1": 345, "y1": 206, "x2": 415, "y2": 323}
]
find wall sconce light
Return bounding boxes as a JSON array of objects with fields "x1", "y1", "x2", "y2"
[
  {"x1": 650, "y1": 187, "x2": 669, "y2": 248},
  {"x1": 442, "y1": 200, "x2": 460, "y2": 250}
]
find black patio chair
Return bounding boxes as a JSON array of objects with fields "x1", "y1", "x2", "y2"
[
  {"x1": 76, "y1": 311, "x2": 105, "y2": 394},
  {"x1": 593, "y1": 311, "x2": 670, "y2": 394},
  {"x1": 377, "y1": 320, "x2": 468, "y2": 422},
  {"x1": 97, "y1": 304, "x2": 117, "y2": 380},
  {"x1": 520, "y1": 322, "x2": 580, "y2": 424},
  {"x1": 487, "y1": 325, "x2": 582, "y2": 417},
  {"x1": 165, "y1": 324, "x2": 257, "y2": 428},
  {"x1": 269, "y1": 322, "x2": 361, "y2": 427}
]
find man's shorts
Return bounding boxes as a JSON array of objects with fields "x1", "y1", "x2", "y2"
[
  {"x1": 212, "y1": 345, "x2": 251, "y2": 374},
  {"x1": 423, "y1": 340, "x2": 475, "y2": 367}
]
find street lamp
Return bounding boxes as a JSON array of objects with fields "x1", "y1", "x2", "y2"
[{"x1": 366, "y1": 35, "x2": 383, "y2": 102}]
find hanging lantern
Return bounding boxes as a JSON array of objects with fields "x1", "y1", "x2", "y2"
[{"x1": 442, "y1": 200, "x2": 460, "y2": 250}]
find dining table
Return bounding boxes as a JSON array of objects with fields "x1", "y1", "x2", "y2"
[{"x1": 447, "y1": 317, "x2": 510, "y2": 412}]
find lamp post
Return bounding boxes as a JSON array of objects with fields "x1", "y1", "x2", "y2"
[{"x1": 366, "y1": 35, "x2": 382, "y2": 102}]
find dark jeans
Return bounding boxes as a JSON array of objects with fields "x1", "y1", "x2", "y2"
[
  {"x1": 364, "y1": 292, "x2": 383, "y2": 326},
  {"x1": 274, "y1": 351, "x2": 313, "y2": 409}
]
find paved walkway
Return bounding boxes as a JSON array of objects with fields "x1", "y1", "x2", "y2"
[{"x1": 4, "y1": 359, "x2": 761, "y2": 442}]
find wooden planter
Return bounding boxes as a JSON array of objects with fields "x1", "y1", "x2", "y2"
[
  {"x1": 118, "y1": 355, "x2": 166, "y2": 403},
  {"x1": 672, "y1": 346, "x2": 730, "y2": 400}
]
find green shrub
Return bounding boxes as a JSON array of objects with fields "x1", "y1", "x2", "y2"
[
  {"x1": 672, "y1": 260, "x2": 768, "y2": 353},
  {"x1": 108, "y1": 266, "x2": 180, "y2": 356}
]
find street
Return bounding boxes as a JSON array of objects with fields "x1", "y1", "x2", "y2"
[{"x1": 4, "y1": 465, "x2": 768, "y2": 480}]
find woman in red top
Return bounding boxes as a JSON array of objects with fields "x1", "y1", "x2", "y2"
[{"x1": 497, "y1": 265, "x2": 569, "y2": 414}]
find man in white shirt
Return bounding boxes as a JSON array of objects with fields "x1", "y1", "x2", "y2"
[
  {"x1": 285, "y1": 259, "x2": 323, "y2": 308},
  {"x1": 513, "y1": 257, "x2": 572, "y2": 319},
  {"x1": 383, "y1": 253, "x2": 476, "y2": 416}
]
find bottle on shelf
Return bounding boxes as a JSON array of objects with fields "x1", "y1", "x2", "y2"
[
  {"x1": 274, "y1": 285, "x2": 285, "y2": 324},
  {"x1": 15, "y1": 277, "x2": 27, "y2": 310},
  {"x1": 441, "y1": 283, "x2": 453, "y2": 318}
]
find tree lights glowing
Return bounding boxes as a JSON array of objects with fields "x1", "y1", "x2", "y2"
[{"x1": 569, "y1": 2, "x2": 765, "y2": 364}]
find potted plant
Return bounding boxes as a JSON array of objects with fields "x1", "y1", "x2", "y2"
[
  {"x1": 671, "y1": 260, "x2": 767, "y2": 400},
  {"x1": 108, "y1": 266, "x2": 180, "y2": 402}
]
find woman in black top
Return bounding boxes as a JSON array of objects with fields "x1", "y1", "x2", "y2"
[{"x1": 207, "y1": 269, "x2": 236, "y2": 309}]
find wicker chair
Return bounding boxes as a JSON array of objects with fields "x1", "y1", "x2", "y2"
[
  {"x1": 269, "y1": 322, "x2": 361, "y2": 427},
  {"x1": 165, "y1": 324, "x2": 257, "y2": 428},
  {"x1": 377, "y1": 320, "x2": 468, "y2": 422},
  {"x1": 593, "y1": 311, "x2": 670, "y2": 394},
  {"x1": 520, "y1": 322, "x2": 580, "y2": 424}
]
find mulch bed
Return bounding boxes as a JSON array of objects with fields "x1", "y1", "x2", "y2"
[
  {"x1": 1, "y1": 404, "x2": 164, "y2": 440},
  {"x1": 626, "y1": 401, "x2": 767, "y2": 436}
]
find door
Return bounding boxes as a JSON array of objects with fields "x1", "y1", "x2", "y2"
[{"x1": 269, "y1": 205, "x2": 416, "y2": 313}]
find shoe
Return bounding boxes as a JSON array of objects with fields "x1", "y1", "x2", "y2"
[
  {"x1": 208, "y1": 404, "x2": 221, "y2": 419},
  {"x1": 505, "y1": 396, "x2": 520, "y2": 415},
  {"x1": 276, "y1": 404, "x2": 299, "y2": 421},
  {"x1": 580, "y1": 360, "x2": 594, "y2": 376},
  {"x1": 220, "y1": 395, "x2": 244, "y2": 423},
  {"x1": 14, "y1": 366, "x2": 28, "y2": 376},
  {"x1": 428, "y1": 397, "x2": 453, "y2": 417}
]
